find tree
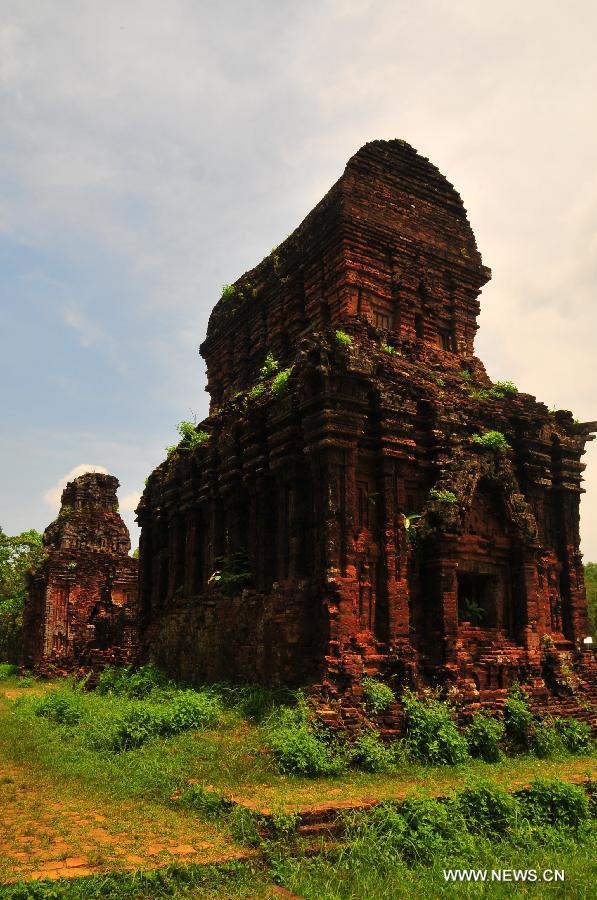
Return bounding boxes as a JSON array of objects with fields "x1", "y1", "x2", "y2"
[{"x1": 0, "y1": 527, "x2": 45, "y2": 663}]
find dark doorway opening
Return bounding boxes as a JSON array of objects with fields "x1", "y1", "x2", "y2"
[{"x1": 457, "y1": 572, "x2": 497, "y2": 627}]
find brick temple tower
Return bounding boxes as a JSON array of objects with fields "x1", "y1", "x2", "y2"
[
  {"x1": 137, "y1": 140, "x2": 596, "y2": 716},
  {"x1": 24, "y1": 472, "x2": 138, "y2": 672}
]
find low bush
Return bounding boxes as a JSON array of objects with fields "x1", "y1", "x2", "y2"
[
  {"x1": 465, "y1": 713, "x2": 504, "y2": 762},
  {"x1": 457, "y1": 781, "x2": 520, "y2": 835},
  {"x1": 361, "y1": 676, "x2": 394, "y2": 714},
  {"x1": 350, "y1": 730, "x2": 395, "y2": 773},
  {"x1": 34, "y1": 690, "x2": 83, "y2": 726},
  {"x1": 174, "y1": 784, "x2": 231, "y2": 819},
  {"x1": 0, "y1": 662, "x2": 17, "y2": 680},
  {"x1": 89, "y1": 690, "x2": 222, "y2": 752},
  {"x1": 390, "y1": 797, "x2": 472, "y2": 865},
  {"x1": 555, "y1": 717, "x2": 592, "y2": 754},
  {"x1": 221, "y1": 284, "x2": 235, "y2": 301},
  {"x1": 503, "y1": 684, "x2": 533, "y2": 751},
  {"x1": 518, "y1": 779, "x2": 590, "y2": 828},
  {"x1": 402, "y1": 691, "x2": 469, "y2": 765},
  {"x1": 95, "y1": 664, "x2": 170, "y2": 699},
  {"x1": 530, "y1": 719, "x2": 566, "y2": 759},
  {"x1": 160, "y1": 690, "x2": 221, "y2": 734},
  {"x1": 265, "y1": 707, "x2": 347, "y2": 777}
]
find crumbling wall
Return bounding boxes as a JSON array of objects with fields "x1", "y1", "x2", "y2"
[{"x1": 23, "y1": 473, "x2": 139, "y2": 673}]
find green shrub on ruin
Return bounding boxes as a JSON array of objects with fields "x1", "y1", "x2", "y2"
[
  {"x1": 361, "y1": 676, "x2": 395, "y2": 714},
  {"x1": 259, "y1": 352, "x2": 279, "y2": 379},
  {"x1": 335, "y1": 329, "x2": 352, "y2": 347},
  {"x1": 429, "y1": 488, "x2": 457, "y2": 505},
  {"x1": 220, "y1": 284, "x2": 235, "y2": 301},
  {"x1": 492, "y1": 379, "x2": 518, "y2": 396},
  {"x1": 271, "y1": 367, "x2": 293, "y2": 396},
  {"x1": 471, "y1": 430, "x2": 510, "y2": 452}
]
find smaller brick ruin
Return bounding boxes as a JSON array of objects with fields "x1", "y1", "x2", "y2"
[{"x1": 23, "y1": 473, "x2": 138, "y2": 673}]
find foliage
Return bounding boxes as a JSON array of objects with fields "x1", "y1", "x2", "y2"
[
  {"x1": 177, "y1": 421, "x2": 210, "y2": 449},
  {"x1": 228, "y1": 807, "x2": 262, "y2": 846},
  {"x1": 95, "y1": 663, "x2": 171, "y2": 699},
  {"x1": 264, "y1": 705, "x2": 348, "y2": 777},
  {"x1": 459, "y1": 368, "x2": 473, "y2": 382},
  {"x1": 0, "y1": 662, "x2": 17, "y2": 679},
  {"x1": 465, "y1": 714, "x2": 504, "y2": 762},
  {"x1": 554, "y1": 717, "x2": 592, "y2": 754},
  {"x1": 174, "y1": 784, "x2": 231, "y2": 819},
  {"x1": 0, "y1": 527, "x2": 44, "y2": 663},
  {"x1": 402, "y1": 513, "x2": 422, "y2": 546},
  {"x1": 350, "y1": 730, "x2": 395, "y2": 773},
  {"x1": 458, "y1": 596, "x2": 485, "y2": 624},
  {"x1": 220, "y1": 284, "x2": 235, "y2": 301},
  {"x1": 503, "y1": 684, "x2": 533, "y2": 751},
  {"x1": 428, "y1": 488, "x2": 457, "y2": 504},
  {"x1": 131, "y1": 547, "x2": 139, "y2": 558},
  {"x1": 34, "y1": 690, "x2": 84, "y2": 726},
  {"x1": 259, "y1": 352, "x2": 279, "y2": 379},
  {"x1": 457, "y1": 781, "x2": 520, "y2": 834},
  {"x1": 166, "y1": 421, "x2": 210, "y2": 458},
  {"x1": 208, "y1": 553, "x2": 252, "y2": 597},
  {"x1": 530, "y1": 719, "x2": 566, "y2": 758},
  {"x1": 361, "y1": 676, "x2": 395, "y2": 714},
  {"x1": 492, "y1": 379, "x2": 518, "y2": 396},
  {"x1": 335, "y1": 329, "x2": 352, "y2": 347},
  {"x1": 401, "y1": 690, "x2": 469, "y2": 765},
  {"x1": 517, "y1": 778, "x2": 590, "y2": 828},
  {"x1": 380, "y1": 341, "x2": 399, "y2": 355},
  {"x1": 270, "y1": 367, "x2": 292, "y2": 396},
  {"x1": 471, "y1": 429, "x2": 511, "y2": 452},
  {"x1": 0, "y1": 860, "x2": 270, "y2": 899},
  {"x1": 247, "y1": 382, "x2": 267, "y2": 401}
]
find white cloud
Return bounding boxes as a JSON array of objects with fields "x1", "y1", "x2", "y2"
[
  {"x1": 119, "y1": 491, "x2": 141, "y2": 513},
  {"x1": 43, "y1": 464, "x2": 109, "y2": 510},
  {"x1": 62, "y1": 305, "x2": 107, "y2": 348},
  {"x1": 2, "y1": 1, "x2": 596, "y2": 554}
]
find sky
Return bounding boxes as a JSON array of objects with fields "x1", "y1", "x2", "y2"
[{"x1": 1, "y1": 0, "x2": 596, "y2": 556}]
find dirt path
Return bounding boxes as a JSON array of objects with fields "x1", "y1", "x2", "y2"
[{"x1": 0, "y1": 762, "x2": 254, "y2": 884}]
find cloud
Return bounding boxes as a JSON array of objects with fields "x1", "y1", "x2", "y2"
[
  {"x1": 43, "y1": 464, "x2": 109, "y2": 510},
  {"x1": 62, "y1": 305, "x2": 107, "y2": 348},
  {"x1": 1, "y1": 1, "x2": 596, "y2": 555},
  {"x1": 119, "y1": 491, "x2": 141, "y2": 513}
]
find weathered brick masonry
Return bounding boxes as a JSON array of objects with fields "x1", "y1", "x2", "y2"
[
  {"x1": 137, "y1": 140, "x2": 596, "y2": 724},
  {"x1": 24, "y1": 473, "x2": 138, "y2": 673}
]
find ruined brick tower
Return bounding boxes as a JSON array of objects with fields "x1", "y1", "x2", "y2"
[
  {"x1": 137, "y1": 140, "x2": 596, "y2": 715},
  {"x1": 24, "y1": 472, "x2": 138, "y2": 672}
]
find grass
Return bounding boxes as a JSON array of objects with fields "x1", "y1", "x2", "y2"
[{"x1": 0, "y1": 673, "x2": 595, "y2": 896}]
